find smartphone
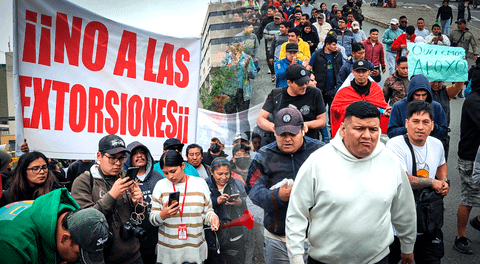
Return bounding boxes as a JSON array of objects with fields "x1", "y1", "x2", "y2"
[
  {"x1": 228, "y1": 194, "x2": 240, "y2": 202},
  {"x1": 168, "y1": 191, "x2": 180, "y2": 206},
  {"x1": 125, "y1": 167, "x2": 140, "y2": 182}
]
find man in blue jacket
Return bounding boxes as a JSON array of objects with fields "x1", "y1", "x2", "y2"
[
  {"x1": 275, "y1": 42, "x2": 303, "y2": 88},
  {"x1": 387, "y1": 74, "x2": 448, "y2": 142},
  {"x1": 248, "y1": 107, "x2": 324, "y2": 264}
]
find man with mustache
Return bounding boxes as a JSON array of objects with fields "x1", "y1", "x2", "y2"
[{"x1": 124, "y1": 141, "x2": 163, "y2": 264}]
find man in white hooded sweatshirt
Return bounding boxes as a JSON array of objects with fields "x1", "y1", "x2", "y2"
[{"x1": 286, "y1": 101, "x2": 417, "y2": 264}]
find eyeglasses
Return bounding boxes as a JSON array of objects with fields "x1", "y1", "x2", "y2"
[
  {"x1": 338, "y1": 21, "x2": 346, "y2": 24},
  {"x1": 26, "y1": 165, "x2": 49, "y2": 174},
  {"x1": 104, "y1": 154, "x2": 126, "y2": 164},
  {"x1": 400, "y1": 21, "x2": 407, "y2": 24}
]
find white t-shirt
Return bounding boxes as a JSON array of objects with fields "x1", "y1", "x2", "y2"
[
  {"x1": 195, "y1": 164, "x2": 209, "y2": 181},
  {"x1": 386, "y1": 135, "x2": 445, "y2": 179}
]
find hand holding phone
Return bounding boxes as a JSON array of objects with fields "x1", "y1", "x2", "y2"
[
  {"x1": 168, "y1": 191, "x2": 180, "y2": 206},
  {"x1": 228, "y1": 194, "x2": 240, "y2": 202},
  {"x1": 126, "y1": 167, "x2": 140, "y2": 182}
]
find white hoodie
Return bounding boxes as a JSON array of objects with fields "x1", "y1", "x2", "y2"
[{"x1": 286, "y1": 132, "x2": 416, "y2": 264}]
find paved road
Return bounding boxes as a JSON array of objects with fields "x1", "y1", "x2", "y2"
[
  {"x1": 311, "y1": 1, "x2": 480, "y2": 263},
  {"x1": 399, "y1": 0, "x2": 480, "y2": 32}
]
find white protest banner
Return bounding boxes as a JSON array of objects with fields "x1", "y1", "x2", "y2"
[
  {"x1": 407, "y1": 43, "x2": 468, "y2": 82},
  {"x1": 13, "y1": 0, "x2": 200, "y2": 159}
]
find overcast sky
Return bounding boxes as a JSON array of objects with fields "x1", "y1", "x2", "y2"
[{"x1": 0, "y1": 0, "x2": 210, "y2": 64}]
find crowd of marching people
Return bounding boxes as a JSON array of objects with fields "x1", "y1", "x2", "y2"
[{"x1": 2, "y1": 0, "x2": 480, "y2": 264}]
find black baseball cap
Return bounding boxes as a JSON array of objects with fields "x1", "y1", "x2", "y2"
[
  {"x1": 163, "y1": 138, "x2": 184, "y2": 151},
  {"x1": 456, "y1": 19, "x2": 467, "y2": 24},
  {"x1": 286, "y1": 64, "x2": 311, "y2": 85},
  {"x1": 353, "y1": 59, "x2": 369, "y2": 71},
  {"x1": 98, "y1": 135, "x2": 129, "y2": 155},
  {"x1": 286, "y1": 42, "x2": 299, "y2": 52},
  {"x1": 274, "y1": 108, "x2": 304, "y2": 135}
]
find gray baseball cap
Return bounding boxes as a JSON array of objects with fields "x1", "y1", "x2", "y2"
[
  {"x1": 67, "y1": 208, "x2": 109, "y2": 264},
  {"x1": 274, "y1": 108, "x2": 304, "y2": 135}
]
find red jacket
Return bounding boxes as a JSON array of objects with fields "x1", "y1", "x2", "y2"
[
  {"x1": 330, "y1": 81, "x2": 390, "y2": 137},
  {"x1": 362, "y1": 38, "x2": 386, "y2": 69},
  {"x1": 391, "y1": 33, "x2": 416, "y2": 61}
]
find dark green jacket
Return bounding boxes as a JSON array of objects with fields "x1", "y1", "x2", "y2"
[{"x1": 0, "y1": 189, "x2": 79, "y2": 263}]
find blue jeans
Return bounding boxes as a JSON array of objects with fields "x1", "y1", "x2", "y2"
[
  {"x1": 440, "y1": 19, "x2": 450, "y2": 35},
  {"x1": 386, "y1": 51, "x2": 397, "y2": 75},
  {"x1": 264, "y1": 237, "x2": 308, "y2": 264}
]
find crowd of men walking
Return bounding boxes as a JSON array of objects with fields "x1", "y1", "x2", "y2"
[{"x1": 1, "y1": 0, "x2": 480, "y2": 264}]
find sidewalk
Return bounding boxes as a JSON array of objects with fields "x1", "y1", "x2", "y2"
[{"x1": 361, "y1": 2, "x2": 480, "y2": 58}]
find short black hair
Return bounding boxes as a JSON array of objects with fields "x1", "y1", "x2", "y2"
[
  {"x1": 186, "y1": 144, "x2": 203, "y2": 157},
  {"x1": 399, "y1": 15, "x2": 407, "y2": 20},
  {"x1": 370, "y1": 28, "x2": 379, "y2": 34},
  {"x1": 288, "y1": 27, "x2": 301, "y2": 36},
  {"x1": 294, "y1": 9, "x2": 303, "y2": 14},
  {"x1": 251, "y1": 132, "x2": 261, "y2": 140},
  {"x1": 352, "y1": 42, "x2": 365, "y2": 53},
  {"x1": 302, "y1": 14, "x2": 310, "y2": 20},
  {"x1": 344, "y1": 101, "x2": 381, "y2": 120},
  {"x1": 338, "y1": 16, "x2": 347, "y2": 23},
  {"x1": 336, "y1": 10, "x2": 342, "y2": 15},
  {"x1": 396, "y1": 56, "x2": 408, "y2": 65},
  {"x1": 432, "y1": 24, "x2": 441, "y2": 30},
  {"x1": 268, "y1": 6, "x2": 276, "y2": 11},
  {"x1": 243, "y1": 21, "x2": 253, "y2": 27},
  {"x1": 406, "y1": 25, "x2": 415, "y2": 35},
  {"x1": 347, "y1": 12, "x2": 354, "y2": 17},
  {"x1": 280, "y1": 21, "x2": 290, "y2": 28},
  {"x1": 417, "y1": 17, "x2": 424, "y2": 22},
  {"x1": 232, "y1": 144, "x2": 251, "y2": 157},
  {"x1": 407, "y1": 100, "x2": 433, "y2": 120}
]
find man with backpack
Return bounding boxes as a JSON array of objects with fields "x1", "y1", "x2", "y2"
[{"x1": 256, "y1": 64, "x2": 326, "y2": 140}]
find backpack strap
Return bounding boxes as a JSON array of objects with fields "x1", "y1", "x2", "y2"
[{"x1": 403, "y1": 134, "x2": 417, "y2": 176}]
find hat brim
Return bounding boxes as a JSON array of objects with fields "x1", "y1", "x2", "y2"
[
  {"x1": 353, "y1": 66, "x2": 369, "y2": 71},
  {"x1": 455, "y1": 21, "x2": 466, "y2": 24},
  {"x1": 293, "y1": 75, "x2": 311, "y2": 85},
  {"x1": 275, "y1": 125, "x2": 302, "y2": 136},
  {"x1": 165, "y1": 144, "x2": 184, "y2": 150},
  {"x1": 80, "y1": 248, "x2": 104, "y2": 264},
  {"x1": 104, "y1": 147, "x2": 129, "y2": 155},
  {"x1": 286, "y1": 48, "x2": 299, "y2": 52}
]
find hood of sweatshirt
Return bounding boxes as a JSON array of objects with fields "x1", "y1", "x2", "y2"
[
  {"x1": 124, "y1": 141, "x2": 153, "y2": 180},
  {"x1": 406, "y1": 74, "x2": 433, "y2": 103},
  {"x1": 0, "y1": 150, "x2": 12, "y2": 171},
  {"x1": 330, "y1": 126, "x2": 385, "y2": 162},
  {"x1": 0, "y1": 188, "x2": 79, "y2": 263}
]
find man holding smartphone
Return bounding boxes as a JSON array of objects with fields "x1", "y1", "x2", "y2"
[
  {"x1": 72, "y1": 134, "x2": 144, "y2": 264},
  {"x1": 425, "y1": 24, "x2": 451, "y2": 46},
  {"x1": 124, "y1": 141, "x2": 163, "y2": 264}
]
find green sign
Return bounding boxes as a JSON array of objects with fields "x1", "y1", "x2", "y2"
[{"x1": 408, "y1": 43, "x2": 468, "y2": 82}]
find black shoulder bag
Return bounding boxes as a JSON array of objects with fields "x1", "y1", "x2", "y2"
[
  {"x1": 451, "y1": 31, "x2": 465, "y2": 47},
  {"x1": 403, "y1": 135, "x2": 444, "y2": 234}
]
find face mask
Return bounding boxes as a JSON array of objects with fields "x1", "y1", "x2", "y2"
[
  {"x1": 210, "y1": 143, "x2": 221, "y2": 153},
  {"x1": 235, "y1": 157, "x2": 252, "y2": 170}
]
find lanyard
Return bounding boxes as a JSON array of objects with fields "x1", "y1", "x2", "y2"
[{"x1": 172, "y1": 175, "x2": 188, "y2": 220}]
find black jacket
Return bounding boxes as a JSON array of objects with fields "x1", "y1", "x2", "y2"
[
  {"x1": 459, "y1": 62, "x2": 480, "y2": 160},
  {"x1": 312, "y1": 48, "x2": 343, "y2": 95}
]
